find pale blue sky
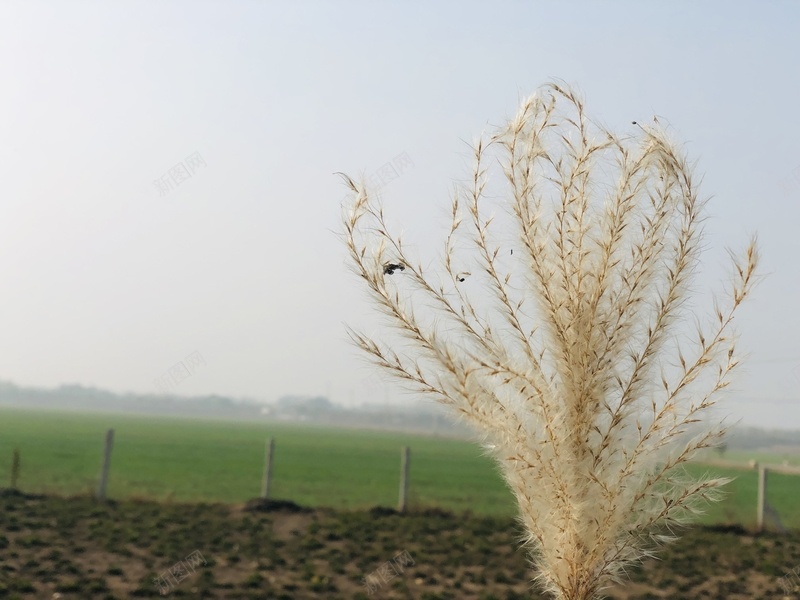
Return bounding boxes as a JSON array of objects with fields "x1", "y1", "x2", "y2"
[{"x1": 0, "y1": 1, "x2": 798, "y2": 428}]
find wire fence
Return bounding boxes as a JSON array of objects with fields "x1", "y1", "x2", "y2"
[{"x1": 5, "y1": 430, "x2": 800, "y2": 531}]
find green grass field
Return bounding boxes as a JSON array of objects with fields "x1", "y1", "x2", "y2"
[{"x1": 0, "y1": 408, "x2": 797, "y2": 528}]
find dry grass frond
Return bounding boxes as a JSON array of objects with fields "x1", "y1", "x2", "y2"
[{"x1": 340, "y1": 83, "x2": 759, "y2": 600}]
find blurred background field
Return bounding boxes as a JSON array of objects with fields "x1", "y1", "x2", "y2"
[{"x1": 0, "y1": 408, "x2": 797, "y2": 529}]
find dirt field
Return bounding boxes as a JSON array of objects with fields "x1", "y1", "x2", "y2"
[{"x1": 0, "y1": 489, "x2": 796, "y2": 599}]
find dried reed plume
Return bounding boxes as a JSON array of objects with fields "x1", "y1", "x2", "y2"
[{"x1": 340, "y1": 83, "x2": 758, "y2": 600}]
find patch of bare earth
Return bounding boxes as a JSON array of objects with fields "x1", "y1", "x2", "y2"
[{"x1": 0, "y1": 491, "x2": 797, "y2": 599}]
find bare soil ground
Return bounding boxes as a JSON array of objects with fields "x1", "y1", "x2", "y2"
[{"x1": 0, "y1": 490, "x2": 797, "y2": 599}]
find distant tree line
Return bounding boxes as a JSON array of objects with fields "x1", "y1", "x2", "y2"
[
  {"x1": 0, "y1": 381, "x2": 471, "y2": 436},
  {"x1": 0, "y1": 381, "x2": 794, "y2": 445}
]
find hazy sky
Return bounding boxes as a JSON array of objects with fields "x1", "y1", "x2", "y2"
[{"x1": 1, "y1": 1, "x2": 798, "y2": 428}]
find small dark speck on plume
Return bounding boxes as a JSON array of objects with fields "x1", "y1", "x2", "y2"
[{"x1": 383, "y1": 263, "x2": 406, "y2": 276}]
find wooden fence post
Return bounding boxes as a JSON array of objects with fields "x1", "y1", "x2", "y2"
[
  {"x1": 261, "y1": 438, "x2": 275, "y2": 499},
  {"x1": 10, "y1": 449, "x2": 20, "y2": 490},
  {"x1": 96, "y1": 429, "x2": 115, "y2": 501},
  {"x1": 756, "y1": 464, "x2": 767, "y2": 532},
  {"x1": 398, "y1": 446, "x2": 410, "y2": 513}
]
